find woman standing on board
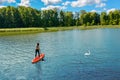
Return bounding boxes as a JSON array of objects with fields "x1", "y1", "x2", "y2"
[
  {"x1": 35, "y1": 43, "x2": 40, "y2": 57},
  {"x1": 35, "y1": 43, "x2": 44, "y2": 61}
]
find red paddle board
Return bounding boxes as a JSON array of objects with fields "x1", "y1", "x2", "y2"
[{"x1": 32, "y1": 53, "x2": 45, "y2": 63}]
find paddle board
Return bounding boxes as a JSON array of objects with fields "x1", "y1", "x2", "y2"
[{"x1": 32, "y1": 53, "x2": 45, "y2": 63}]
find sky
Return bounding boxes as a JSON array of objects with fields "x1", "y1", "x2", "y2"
[{"x1": 0, "y1": 0, "x2": 119, "y2": 13}]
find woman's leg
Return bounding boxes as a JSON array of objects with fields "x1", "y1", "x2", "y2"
[
  {"x1": 38, "y1": 50, "x2": 40, "y2": 57},
  {"x1": 35, "y1": 50, "x2": 37, "y2": 57}
]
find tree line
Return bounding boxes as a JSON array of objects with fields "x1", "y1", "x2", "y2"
[{"x1": 0, "y1": 6, "x2": 120, "y2": 28}]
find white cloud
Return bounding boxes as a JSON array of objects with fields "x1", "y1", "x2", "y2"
[
  {"x1": 7, "y1": 0, "x2": 16, "y2": 3},
  {"x1": 103, "y1": 8, "x2": 107, "y2": 11},
  {"x1": 0, "y1": 0, "x2": 4, "y2": 4},
  {"x1": 90, "y1": 9, "x2": 102, "y2": 13},
  {"x1": 96, "y1": 3, "x2": 106, "y2": 8},
  {"x1": 41, "y1": 0, "x2": 62, "y2": 5},
  {"x1": 18, "y1": 0, "x2": 30, "y2": 7},
  {"x1": 0, "y1": 6, "x2": 6, "y2": 8},
  {"x1": 107, "y1": 8, "x2": 116, "y2": 14},
  {"x1": 0, "y1": 0, "x2": 15, "y2": 4},
  {"x1": 71, "y1": 0, "x2": 106, "y2": 7},
  {"x1": 62, "y1": 1, "x2": 71, "y2": 6},
  {"x1": 41, "y1": 5, "x2": 66, "y2": 10},
  {"x1": 71, "y1": 0, "x2": 84, "y2": 7},
  {"x1": 91, "y1": 10, "x2": 97, "y2": 12}
]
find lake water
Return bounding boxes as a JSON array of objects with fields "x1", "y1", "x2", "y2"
[{"x1": 0, "y1": 29, "x2": 120, "y2": 80}]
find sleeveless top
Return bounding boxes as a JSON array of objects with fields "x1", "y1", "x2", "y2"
[{"x1": 36, "y1": 45, "x2": 39, "y2": 50}]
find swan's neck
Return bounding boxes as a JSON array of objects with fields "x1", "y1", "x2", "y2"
[{"x1": 88, "y1": 51, "x2": 90, "y2": 54}]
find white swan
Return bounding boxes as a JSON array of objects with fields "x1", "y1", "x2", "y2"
[{"x1": 84, "y1": 50, "x2": 90, "y2": 56}]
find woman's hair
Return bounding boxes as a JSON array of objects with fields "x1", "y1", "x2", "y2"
[{"x1": 37, "y1": 43, "x2": 39, "y2": 45}]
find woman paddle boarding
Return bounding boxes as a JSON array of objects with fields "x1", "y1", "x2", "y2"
[
  {"x1": 35, "y1": 43, "x2": 40, "y2": 57},
  {"x1": 34, "y1": 43, "x2": 44, "y2": 61}
]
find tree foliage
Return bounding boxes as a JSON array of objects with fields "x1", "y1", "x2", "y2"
[{"x1": 0, "y1": 6, "x2": 120, "y2": 28}]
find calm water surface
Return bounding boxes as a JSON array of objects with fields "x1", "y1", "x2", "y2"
[{"x1": 0, "y1": 29, "x2": 120, "y2": 80}]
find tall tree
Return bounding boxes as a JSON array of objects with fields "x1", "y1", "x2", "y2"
[
  {"x1": 59, "y1": 10, "x2": 65, "y2": 26},
  {"x1": 107, "y1": 10, "x2": 120, "y2": 25},
  {"x1": 80, "y1": 10, "x2": 87, "y2": 25},
  {"x1": 91, "y1": 12, "x2": 100, "y2": 25},
  {"x1": 100, "y1": 12, "x2": 108, "y2": 25},
  {"x1": 73, "y1": 12, "x2": 80, "y2": 26},
  {"x1": 64, "y1": 11, "x2": 73, "y2": 26}
]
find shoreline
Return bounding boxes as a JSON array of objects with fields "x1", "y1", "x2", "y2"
[
  {"x1": 78, "y1": 25, "x2": 120, "y2": 30},
  {"x1": 0, "y1": 25, "x2": 120, "y2": 36},
  {"x1": 0, "y1": 27, "x2": 75, "y2": 36}
]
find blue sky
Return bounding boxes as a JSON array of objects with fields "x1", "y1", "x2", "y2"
[{"x1": 0, "y1": 0, "x2": 119, "y2": 13}]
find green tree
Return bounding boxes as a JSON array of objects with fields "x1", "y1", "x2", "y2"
[
  {"x1": 64, "y1": 11, "x2": 73, "y2": 26},
  {"x1": 73, "y1": 12, "x2": 80, "y2": 26},
  {"x1": 100, "y1": 12, "x2": 108, "y2": 25},
  {"x1": 107, "y1": 10, "x2": 120, "y2": 25},
  {"x1": 80, "y1": 10, "x2": 87, "y2": 25},
  {"x1": 91, "y1": 12, "x2": 100, "y2": 25},
  {"x1": 59, "y1": 10, "x2": 65, "y2": 26}
]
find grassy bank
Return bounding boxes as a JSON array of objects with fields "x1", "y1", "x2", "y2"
[
  {"x1": 0, "y1": 25, "x2": 120, "y2": 35},
  {"x1": 79, "y1": 25, "x2": 120, "y2": 30},
  {"x1": 0, "y1": 27, "x2": 75, "y2": 36}
]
